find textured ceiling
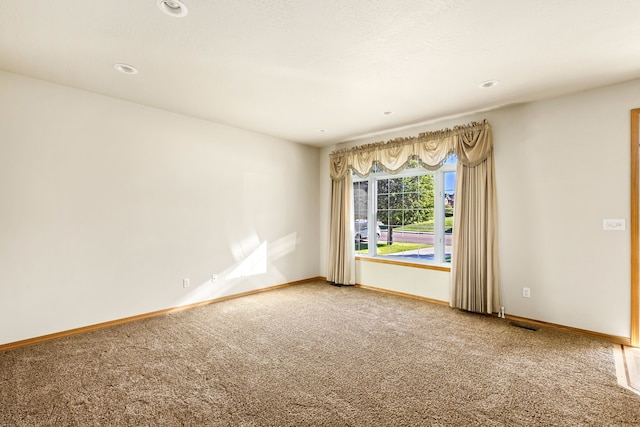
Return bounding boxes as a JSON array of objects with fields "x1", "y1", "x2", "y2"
[{"x1": 1, "y1": 0, "x2": 640, "y2": 146}]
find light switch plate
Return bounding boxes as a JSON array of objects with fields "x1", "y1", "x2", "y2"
[{"x1": 603, "y1": 219, "x2": 626, "y2": 231}]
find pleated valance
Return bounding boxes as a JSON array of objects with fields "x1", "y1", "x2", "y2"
[{"x1": 329, "y1": 120, "x2": 492, "y2": 180}]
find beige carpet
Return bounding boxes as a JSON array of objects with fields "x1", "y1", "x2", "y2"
[{"x1": 1, "y1": 281, "x2": 639, "y2": 426}]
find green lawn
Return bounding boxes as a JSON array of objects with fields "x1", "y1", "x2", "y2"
[
  {"x1": 356, "y1": 242, "x2": 432, "y2": 254},
  {"x1": 392, "y1": 217, "x2": 454, "y2": 232}
]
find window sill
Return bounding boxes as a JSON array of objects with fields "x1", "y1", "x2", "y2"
[{"x1": 355, "y1": 256, "x2": 451, "y2": 272}]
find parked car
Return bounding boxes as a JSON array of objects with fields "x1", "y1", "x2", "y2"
[{"x1": 354, "y1": 221, "x2": 382, "y2": 242}]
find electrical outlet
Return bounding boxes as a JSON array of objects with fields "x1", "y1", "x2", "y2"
[
  {"x1": 183, "y1": 278, "x2": 190, "y2": 288},
  {"x1": 211, "y1": 274, "x2": 218, "y2": 283},
  {"x1": 603, "y1": 219, "x2": 626, "y2": 231},
  {"x1": 522, "y1": 287, "x2": 530, "y2": 298}
]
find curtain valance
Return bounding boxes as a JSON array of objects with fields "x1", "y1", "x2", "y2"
[{"x1": 329, "y1": 120, "x2": 492, "y2": 180}]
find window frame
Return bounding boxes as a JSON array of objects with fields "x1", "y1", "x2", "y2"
[{"x1": 353, "y1": 161, "x2": 456, "y2": 267}]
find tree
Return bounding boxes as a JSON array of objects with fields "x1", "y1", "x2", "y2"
[{"x1": 377, "y1": 174, "x2": 434, "y2": 227}]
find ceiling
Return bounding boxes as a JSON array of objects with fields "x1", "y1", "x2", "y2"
[{"x1": 1, "y1": 0, "x2": 640, "y2": 147}]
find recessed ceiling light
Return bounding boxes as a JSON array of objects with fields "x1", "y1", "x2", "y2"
[
  {"x1": 479, "y1": 80, "x2": 499, "y2": 89},
  {"x1": 318, "y1": 129, "x2": 327, "y2": 133},
  {"x1": 383, "y1": 111, "x2": 393, "y2": 115},
  {"x1": 157, "y1": 0, "x2": 188, "y2": 17},
  {"x1": 113, "y1": 63, "x2": 138, "y2": 75}
]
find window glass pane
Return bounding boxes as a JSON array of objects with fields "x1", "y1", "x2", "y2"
[
  {"x1": 402, "y1": 192, "x2": 419, "y2": 210},
  {"x1": 444, "y1": 170, "x2": 456, "y2": 262},
  {"x1": 377, "y1": 194, "x2": 388, "y2": 210},
  {"x1": 389, "y1": 193, "x2": 402, "y2": 216},
  {"x1": 403, "y1": 175, "x2": 418, "y2": 188},
  {"x1": 377, "y1": 211, "x2": 390, "y2": 230},
  {"x1": 377, "y1": 178, "x2": 389, "y2": 194},
  {"x1": 376, "y1": 173, "x2": 435, "y2": 261},
  {"x1": 388, "y1": 209, "x2": 402, "y2": 228},
  {"x1": 353, "y1": 181, "x2": 368, "y2": 222},
  {"x1": 412, "y1": 219, "x2": 429, "y2": 233},
  {"x1": 389, "y1": 177, "x2": 403, "y2": 193},
  {"x1": 353, "y1": 181, "x2": 368, "y2": 251}
]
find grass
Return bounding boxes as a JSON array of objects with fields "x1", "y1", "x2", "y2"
[
  {"x1": 356, "y1": 242, "x2": 431, "y2": 254},
  {"x1": 393, "y1": 217, "x2": 454, "y2": 232}
]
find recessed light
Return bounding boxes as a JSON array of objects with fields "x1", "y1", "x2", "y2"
[
  {"x1": 318, "y1": 129, "x2": 327, "y2": 133},
  {"x1": 164, "y1": 1, "x2": 181, "y2": 9},
  {"x1": 479, "y1": 80, "x2": 499, "y2": 89},
  {"x1": 113, "y1": 63, "x2": 138, "y2": 75},
  {"x1": 157, "y1": 0, "x2": 188, "y2": 17},
  {"x1": 383, "y1": 111, "x2": 393, "y2": 115}
]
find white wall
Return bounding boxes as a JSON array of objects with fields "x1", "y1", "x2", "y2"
[
  {"x1": 320, "y1": 78, "x2": 640, "y2": 338},
  {"x1": 0, "y1": 71, "x2": 320, "y2": 345}
]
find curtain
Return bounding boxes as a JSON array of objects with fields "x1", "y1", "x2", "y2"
[
  {"x1": 450, "y1": 121, "x2": 499, "y2": 314},
  {"x1": 328, "y1": 120, "x2": 500, "y2": 313},
  {"x1": 327, "y1": 172, "x2": 356, "y2": 285}
]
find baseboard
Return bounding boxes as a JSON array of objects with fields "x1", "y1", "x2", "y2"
[
  {"x1": 0, "y1": 276, "x2": 325, "y2": 353},
  {"x1": 352, "y1": 283, "x2": 631, "y2": 346},
  {"x1": 4, "y1": 277, "x2": 630, "y2": 352},
  {"x1": 503, "y1": 314, "x2": 631, "y2": 346}
]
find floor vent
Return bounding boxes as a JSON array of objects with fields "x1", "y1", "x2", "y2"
[{"x1": 509, "y1": 322, "x2": 538, "y2": 331}]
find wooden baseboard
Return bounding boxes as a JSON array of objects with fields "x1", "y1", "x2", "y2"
[
  {"x1": 0, "y1": 277, "x2": 325, "y2": 353},
  {"x1": 503, "y1": 314, "x2": 631, "y2": 346},
  {"x1": 3, "y1": 277, "x2": 630, "y2": 352},
  {"x1": 353, "y1": 283, "x2": 631, "y2": 346}
]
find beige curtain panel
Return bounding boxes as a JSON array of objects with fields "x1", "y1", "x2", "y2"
[
  {"x1": 327, "y1": 120, "x2": 500, "y2": 314},
  {"x1": 327, "y1": 173, "x2": 356, "y2": 284}
]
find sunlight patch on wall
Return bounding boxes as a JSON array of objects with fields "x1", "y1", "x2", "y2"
[
  {"x1": 175, "y1": 232, "x2": 298, "y2": 307},
  {"x1": 267, "y1": 233, "x2": 297, "y2": 261},
  {"x1": 227, "y1": 241, "x2": 267, "y2": 279}
]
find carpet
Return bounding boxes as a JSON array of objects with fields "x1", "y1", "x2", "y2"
[{"x1": 1, "y1": 281, "x2": 639, "y2": 426}]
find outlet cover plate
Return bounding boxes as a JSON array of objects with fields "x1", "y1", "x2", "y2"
[{"x1": 603, "y1": 219, "x2": 626, "y2": 231}]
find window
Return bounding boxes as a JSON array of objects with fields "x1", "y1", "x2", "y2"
[{"x1": 354, "y1": 156, "x2": 456, "y2": 265}]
